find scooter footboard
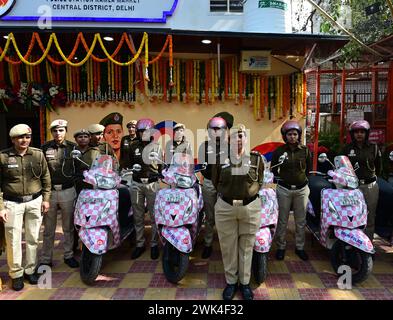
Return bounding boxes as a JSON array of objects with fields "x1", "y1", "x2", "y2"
[
  {"x1": 254, "y1": 227, "x2": 273, "y2": 253},
  {"x1": 334, "y1": 227, "x2": 375, "y2": 254},
  {"x1": 79, "y1": 228, "x2": 108, "y2": 255},
  {"x1": 161, "y1": 226, "x2": 192, "y2": 254}
]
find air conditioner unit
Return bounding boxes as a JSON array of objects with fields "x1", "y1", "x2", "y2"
[{"x1": 239, "y1": 50, "x2": 271, "y2": 73}]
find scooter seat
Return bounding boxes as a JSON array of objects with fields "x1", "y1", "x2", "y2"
[{"x1": 308, "y1": 175, "x2": 334, "y2": 220}]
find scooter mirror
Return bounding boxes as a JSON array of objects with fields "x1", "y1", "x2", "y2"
[
  {"x1": 71, "y1": 150, "x2": 82, "y2": 159},
  {"x1": 278, "y1": 152, "x2": 288, "y2": 163},
  {"x1": 132, "y1": 164, "x2": 142, "y2": 172},
  {"x1": 318, "y1": 153, "x2": 328, "y2": 163},
  {"x1": 149, "y1": 152, "x2": 159, "y2": 161},
  {"x1": 389, "y1": 151, "x2": 393, "y2": 162}
]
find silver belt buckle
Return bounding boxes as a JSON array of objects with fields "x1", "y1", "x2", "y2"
[
  {"x1": 141, "y1": 178, "x2": 149, "y2": 184},
  {"x1": 22, "y1": 195, "x2": 33, "y2": 202},
  {"x1": 53, "y1": 185, "x2": 62, "y2": 191},
  {"x1": 360, "y1": 180, "x2": 365, "y2": 185},
  {"x1": 233, "y1": 199, "x2": 243, "y2": 206},
  {"x1": 290, "y1": 185, "x2": 296, "y2": 190}
]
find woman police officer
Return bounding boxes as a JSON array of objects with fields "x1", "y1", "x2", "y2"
[{"x1": 271, "y1": 120, "x2": 312, "y2": 262}]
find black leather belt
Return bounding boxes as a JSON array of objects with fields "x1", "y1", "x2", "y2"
[
  {"x1": 278, "y1": 180, "x2": 308, "y2": 190},
  {"x1": 3, "y1": 191, "x2": 42, "y2": 203},
  {"x1": 220, "y1": 194, "x2": 259, "y2": 206},
  {"x1": 134, "y1": 177, "x2": 158, "y2": 184},
  {"x1": 52, "y1": 182, "x2": 74, "y2": 191},
  {"x1": 359, "y1": 176, "x2": 377, "y2": 185}
]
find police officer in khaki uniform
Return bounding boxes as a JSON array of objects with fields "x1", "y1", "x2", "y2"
[
  {"x1": 212, "y1": 124, "x2": 264, "y2": 300},
  {"x1": 0, "y1": 124, "x2": 51, "y2": 291},
  {"x1": 165, "y1": 123, "x2": 192, "y2": 164},
  {"x1": 74, "y1": 129, "x2": 91, "y2": 153},
  {"x1": 198, "y1": 116, "x2": 231, "y2": 259},
  {"x1": 340, "y1": 120, "x2": 382, "y2": 241},
  {"x1": 129, "y1": 118, "x2": 162, "y2": 260},
  {"x1": 40, "y1": 120, "x2": 79, "y2": 269},
  {"x1": 74, "y1": 124, "x2": 114, "y2": 195},
  {"x1": 272, "y1": 120, "x2": 311, "y2": 262},
  {"x1": 120, "y1": 120, "x2": 138, "y2": 170}
]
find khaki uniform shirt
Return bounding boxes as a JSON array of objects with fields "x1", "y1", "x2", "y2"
[
  {"x1": 198, "y1": 141, "x2": 229, "y2": 180},
  {"x1": 271, "y1": 144, "x2": 311, "y2": 186},
  {"x1": 0, "y1": 147, "x2": 51, "y2": 210},
  {"x1": 212, "y1": 151, "x2": 264, "y2": 199},
  {"x1": 165, "y1": 138, "x2": 192, "y2": 164},
  {"x1": 340, "y1": 142, "x2": 382, "y2": 180},
  {"x1": 41, "y1": 140, "x2": 76, "y2": 186},
  {"x1": 129, "y1": 140, "x2": 163, "y2": 180},
  {"x1": 120, "y1": 135, "x2": 138, "y2": 169}
]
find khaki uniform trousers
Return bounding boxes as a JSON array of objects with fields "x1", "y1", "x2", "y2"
[
  {"x1": 41, "y1": 187, "x2": 76, "y2": 263},
  {"x1": 131, "y1": 181, "x2": 159, "y2": 248},
  {"x1": 202, "y1": 178, "x2": 217, "y2": 247},
  {"x1": 3, "y1": 195, "x2": 43, "y2": 279},
  {"x1": 359, "y1": 182, "x2": 379, "y2": 241},
  {"x1": 275, "y1": 185, "x2": 310, "y2": 250},
  {"x1": 215, "y1": 197, "x2": 261, "y2": 285}
]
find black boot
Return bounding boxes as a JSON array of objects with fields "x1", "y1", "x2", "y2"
[
  {"x1": 201, "y1": 246, "x2": 213, "y2": 259},
  {"x1": 131, "y1": 246, "x2": 146, "y2": 260},
  {"x1": 222, "y1": 283, "x2": 238, "y2": 300}
]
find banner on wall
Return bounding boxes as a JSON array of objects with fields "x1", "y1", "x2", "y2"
[{"x1": 0, "y1": 0, "x2": 178, "y2": 23}]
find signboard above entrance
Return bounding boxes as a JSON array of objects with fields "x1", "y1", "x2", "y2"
[{"x1": 0, "y1": 0, "x2": 178, "y2": 23}]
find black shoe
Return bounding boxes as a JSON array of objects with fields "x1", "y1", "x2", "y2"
[
  {"x1": 12, "y1": 277, "x2": 24, "y2": 291},
  {"x1": 223, "y1": 283, "x2": 238, "y2": 300},
  {"x1": 24, "y1": 272, "x2": 39, "y2": 285},
  {"x1": 295, "y1": 249, "x2": 309, "y2": 261},
  {"x1": 64, "y1": 257, "x2": 80, "y2": 268},
  {"x1": 150, "y1": 246, "x2": 159, "y2": 260},
  {"x1": 201, "y1": 246, "x2": 213, "y2": 259},
  {"x1": 239, "y1": 284, "x2": 254, "y2": 300},
  {"x1": 276, "y1": 249, "x2": 285, "y2": 260},
  {"x1": 131, "y1": 246, "x2": 146, "y2": 260}
]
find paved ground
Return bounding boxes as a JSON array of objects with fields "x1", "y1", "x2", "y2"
[{"x1": 1, "y1": 216, "x2": 393, "y2": 300}]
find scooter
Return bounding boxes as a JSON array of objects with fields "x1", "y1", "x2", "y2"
[
  {"x1": 307, "y1": 153, "x2": 374, "y2": 284},
  {"x1": 251, "y1": 154, "x2": 280, "y2": 285},
  {"x1": 71, "y1": 150, "x2": 140, "y2": 285},
  {"x1": 150, "y1": 152, "x2": 205, "y2": 284}
]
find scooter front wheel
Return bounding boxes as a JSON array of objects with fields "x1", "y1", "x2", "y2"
[
  {"x1": 330, "y1": 240, "x2": 373, "y2": 284},
  {"x1": 162, "y1": 242, "x2": 189, "y2": 284},
  {"x1": 252, "y1": 251, "x2": 268, "y2": 285},
  {"x1": 80, "y1": 245, "x2": 103, "y2": 285}
]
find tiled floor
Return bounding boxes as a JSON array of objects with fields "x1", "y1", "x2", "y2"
[{"x1": 1, "y1": 216, "x2": 393, "y2": 300}]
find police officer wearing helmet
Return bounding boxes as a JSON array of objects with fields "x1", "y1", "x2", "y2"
[
  {"x1": 340, "y1": 120, "x2": 382, "y2": 241},
  {"x1": 129, "y1": 118, "x2": 163, "y2": 260},
  {"x1": 120, "y1": 120, "x2": 138, "y2": 169},
  {"x1": 212, "y1": 124, "x2": 264, "y2": 300},
  {"x1": 165, "y1": 123, "x2": 192, "y2": 164},
  {"x1": 272, "y1": 120, "x2": 311, "y2": 261},
  {"x1": 198, "y1": 116, "x2": 231, "y2": 259},
  {"x1": 0, "y1": 124, "x2": 51, "y2": 291},
  {"x1": 40, "y1": 120, "x2": 79, "y2": 269}
]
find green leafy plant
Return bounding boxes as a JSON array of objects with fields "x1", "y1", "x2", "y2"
[{"x1": 318, "y1": 123, "x2": 341, "y2": 154}]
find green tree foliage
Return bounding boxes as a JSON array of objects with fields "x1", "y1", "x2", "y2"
[{"x1": 319, "y1": 0, "x2": 393, "y2": 63}]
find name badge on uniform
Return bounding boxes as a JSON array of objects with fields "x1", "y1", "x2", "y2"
[
  {"x1": 7, "y1": 157, "x2": 18, "y2": 168},
  {"x1": 221, "y1": 158, "x2": 230, "y2": 169},
  {"x1": 349, "y1": 149, "x2": 356, "y2": 157},
  {"x1": 207, "y1": 145, "x2": 214, "y2": 154},
  {"x1": 46, "y1": 149, "x2": 55, "y2": 159},
  {"x1": 135, "y1": 148, "x2": 141, "y2": 156},
  {"x1": 124, "y1": 141, "x2": 129, "y2": 146}
]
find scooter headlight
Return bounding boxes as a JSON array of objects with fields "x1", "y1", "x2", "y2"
[
  {"x1": 95, "y1": 174, "x2": 117, "y2": 189},
  {"x1": 174, "y1": 173, "x2": 193, "y2": 188}
]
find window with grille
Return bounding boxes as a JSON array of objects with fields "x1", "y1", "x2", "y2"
[{"x1": 210, "y1": 0, "x2": 244, "y2": 13}]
